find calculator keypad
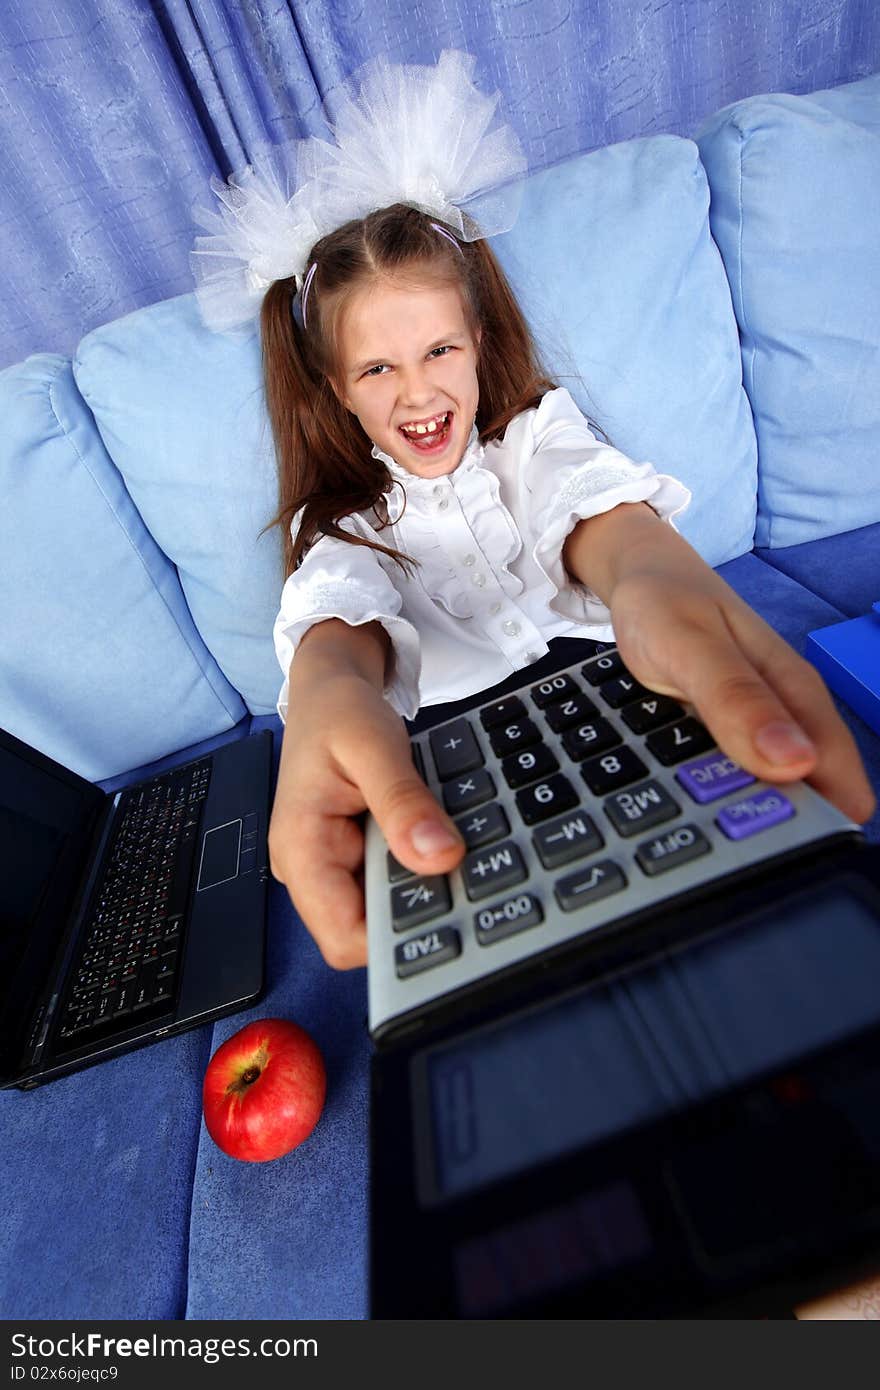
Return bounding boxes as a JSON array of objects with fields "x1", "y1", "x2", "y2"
[{"x1": 368, "y1": 646, "x2": 854, "y2": 1035}]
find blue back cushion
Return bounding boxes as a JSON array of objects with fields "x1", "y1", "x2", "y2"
[
  {"x1": 697, "y1": 73, "x2": 880, "y2": 548},
  {"x1": 495, "y1": 134, "x2": 758, "y2": 566},
  {"x1": 0, "y1": 355, "x2": 245, "y2": 780},
  {"x1": 74, "y1": 296, "x2": 284, "y2": 715}
]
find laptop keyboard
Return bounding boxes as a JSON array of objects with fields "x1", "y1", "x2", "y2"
[{"x1": 55, "y1": 758, "x2": 212, "y2": 1046}]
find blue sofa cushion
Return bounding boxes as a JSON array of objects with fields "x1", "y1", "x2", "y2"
[
  {"x1": 756, "y1": 521, "x2": 880, "y2": 619},
  {"x1": 697, "y1": 73, "x2": 880, "y2": 549},
  {"x1": 73, "y1": 296, "x2": 284, "y2": 715},
  {"x1": 0, "y1": 355, "x2": 245, "y2": 780},
  {"x1": 495, "y1": 134, "x2": 758, "y2": 568}
]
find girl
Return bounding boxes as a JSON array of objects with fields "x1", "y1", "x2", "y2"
[{"x1": 193, "y1": 56, "x2": 874, "y2": 969}]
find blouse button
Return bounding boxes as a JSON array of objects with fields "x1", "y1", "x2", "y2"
[
  {"x1": 472, "y1": 572, "x2": 487, "y2": 588},
  {"x1": 437, "y1": 497, "x2": 449, "y2": 511},
  {"x1": 489, "y1": 602, "x2": 502, "y2": 616},
  {"x1": 462, "y1": 553, "x2": 476, "y2": 567},
  {"x1": 502, "y1": 620, "x2": 521, "y2": 637}
]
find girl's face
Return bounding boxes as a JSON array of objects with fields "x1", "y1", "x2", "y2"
[{"x1": 335, "y1": 275, "x2": 481, "y2": 479}]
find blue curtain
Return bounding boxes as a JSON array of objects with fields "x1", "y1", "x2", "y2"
[{"x1": 1, "y1": 0, "x2": 878, "y2": 370}]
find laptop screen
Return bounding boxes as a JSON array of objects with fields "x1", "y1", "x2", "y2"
[{"x1": 0, "y1": 736, "x2": 105, "y2": 1075}]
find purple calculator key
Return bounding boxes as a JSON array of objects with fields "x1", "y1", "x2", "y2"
[
  {"x1": 676, "y1": 752, "x2": 755, "y2": 804},
  {"x1": 716, "y1": 789, "x2": 795, "y2": 840}
]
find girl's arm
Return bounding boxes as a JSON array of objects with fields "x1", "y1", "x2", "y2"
[
  {"x1": 563, "y1": 503, "x2": 875, "y2": 824},
  {"x1": 268, "y1": 618, "x2": 464, "y2": 969}
]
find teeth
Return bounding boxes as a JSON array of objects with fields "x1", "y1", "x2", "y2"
[{"x1": 402, "y1": 412, "x2": 448, "y2": 436}]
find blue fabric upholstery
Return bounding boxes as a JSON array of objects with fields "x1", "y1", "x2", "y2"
[
  {"x1": 495, "y1": 135, "x2": 758, "y2": 569},
  {"x1": 697, "y1": 73, "x2": 880, "y2": 548},
  {"x1": 0, "y1": 1027, "x2": 211, "y2": 1319},
  {"x1": 756, "y1": 521, "x2": 880, "y2": 618},
  {"x1": 0, "y1": 354, "x2": 245, "y2": 780},
  {"x1": 73, "y1": 297, "x2": 283, "y2": 716}
]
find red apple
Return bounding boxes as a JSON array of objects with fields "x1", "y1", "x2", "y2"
[{"x1": 202, "y1": 1017, "x2": 326, "y2": 1162}]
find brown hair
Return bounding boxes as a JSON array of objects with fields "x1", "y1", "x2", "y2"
[{"x1": 260, "y1": 202, "x2": 556, "y2": 578}]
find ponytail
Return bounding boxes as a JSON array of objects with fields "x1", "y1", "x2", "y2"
[{"x1": 259, "y1": 280, "x2": 410, "y2": 577}]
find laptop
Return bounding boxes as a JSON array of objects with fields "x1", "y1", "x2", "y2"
[{"x1": 0, "y1": 724, "x2": 273, "y2": 1089}]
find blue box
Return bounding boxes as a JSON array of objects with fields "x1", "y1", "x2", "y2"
[{"x1": 806, "y1": 602, "x2": 880, "y2": 738}]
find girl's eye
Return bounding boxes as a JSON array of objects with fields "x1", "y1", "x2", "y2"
[
  {"x1": 363, "y1": 364, "x2": 389, "y2": 377},
  {"x1": 429, "y1": 345, "x2": 452, "y2": 359}
]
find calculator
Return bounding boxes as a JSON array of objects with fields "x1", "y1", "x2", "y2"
[{"x1": 365, "y1": 640, "x2": 862, "y2": 1043}]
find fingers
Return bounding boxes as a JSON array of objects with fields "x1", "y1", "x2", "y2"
[
  {"x1": 340, "y1": 724, "x2": 466, "y2": 878},
  {"x1": 668, "y1": 625, "x2": 875, "y2": 825},
  {"x1": 270, "y1": 711, "x2": 466, "y2": 970},
  {"x1": 270, "y1": 809, "x2": 369, "y2": 969},
  {"x1": 723, "y1": 616, "x2": 876, "y2": 824}
]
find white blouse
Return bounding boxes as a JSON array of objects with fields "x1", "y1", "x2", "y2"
[{"x1": 273, "y1": 388, "x2": 690, "y2": 721}]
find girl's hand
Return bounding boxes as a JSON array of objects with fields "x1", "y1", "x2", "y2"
[
  {"x1": 268, "y1": 621, "x2": 464, "y2": 969},
  {"x1": 565, "y1": 505, "x2": 876, "y2": 825}
]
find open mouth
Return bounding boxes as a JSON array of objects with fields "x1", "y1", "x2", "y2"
[{"x1": 398, "y1": 411, "x2": 453, "y2": 451}]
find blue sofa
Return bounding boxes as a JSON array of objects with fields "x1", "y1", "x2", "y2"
[{"x1": 2, "y1": 73, "x2": 879, "y2": 1320}]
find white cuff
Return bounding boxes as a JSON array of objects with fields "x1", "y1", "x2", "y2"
[
  {"x1": 273, "y1": 577, "x2": 422, "y2": 722},
  {"x1": 532, "y1": 470, "x2": 692, "y2": 625}
]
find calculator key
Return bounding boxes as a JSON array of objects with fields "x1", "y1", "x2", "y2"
[
  {"x1": 463, "y1": 841, "x2": 528, "y2": 900},
  {"x1": 603, "y1": 780, "x2": 681, "y2": 837},
  {"x1": 716, "y1": 789, "x2": 795, "y2": 841},
  {"x1": 516, "y1": 774, "x2": 580, "y2": 826},
  {"x1": 442, "y1": 768, "x2": 496, "y2": 814},
  {"x1": 581, "y1": 651, "x2": 626, "y2": 685},
  {"x1": 635, "y1": 824, "x2": 711, "y2": 876},
  {"x1": 555, "y1": 860, "x2": 627, "y2": 912},
  {"x1": 530, "y1": 673, "x2": 581, "y2": 708},
  {"x1": 598, "y1": 674, "x2": 652, "y2": 709},
  {"x1": 429, "y1": 719, "x2": 484, "y2": 781},
  {"x1": 581, "y1": 746, "x2": 649, "y2": 795},
  {"x1": 488, "y1": 717, "x2": 542, "y2": 757},
  {"x1": 620, "y1": 693, "x2": 685, "y2": 734},
  {"x1": 501, "y1": 743, "x2": 559, "y2": 789},
  {"x1": 561, "y1": 717, "x2": 622, "y2": 762},
  {"x1": 454, "y1": 802, "x2": 510, "y2": 850},
  {"x1": 387, "y1": 850, "x2": 413, "y2": 884},
  {"x1": 395, "y1": 926, "x2": 462, "y2": 979},
  {"x1": 479, "y1": 695, "x2": 527, "y2": 730},
  {"x1": 675, "y1": 752, "x2": 755, "y2": 804},
  {"x1": 645, "y1": 718, "x2": 715, "y2": 766},
  {"x1": 391, "y1": 876, "x2": 452, "y2": 931},
  {"x1": 533, "y1": 810, "x2": 604, "y2": 869},
  {"x1": 544, "y1": 691, "x2": 598, "y2": 732},
  {"x1": 475, "y1": 892, "x2": 543, "y2": 945}
]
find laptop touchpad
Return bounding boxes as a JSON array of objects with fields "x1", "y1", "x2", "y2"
[{"x1": 197, "y1": 820, "x2": 241, "y2": 890}]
